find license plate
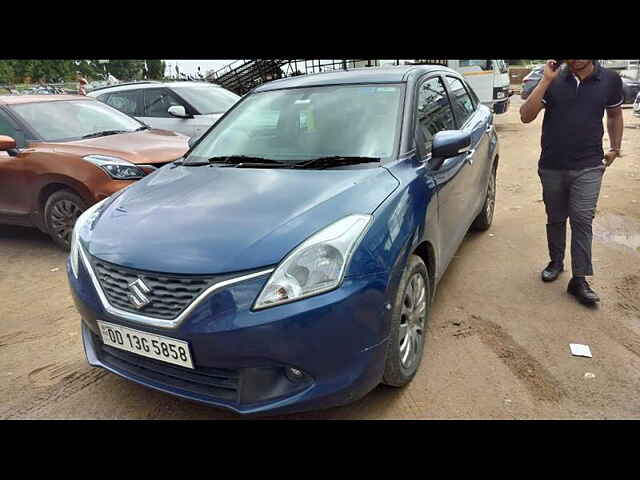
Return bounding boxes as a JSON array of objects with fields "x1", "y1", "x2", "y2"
[{"x1": 97, "y1": 320, "x2": 194, "y2": 369}]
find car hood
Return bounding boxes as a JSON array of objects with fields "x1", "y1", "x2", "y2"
[
  {"x1": 40, "y1": 129, "x2": 189, "y2": 165},
  {"x1": 85, "y1": 164, "x2": 399, "y2": 274}
]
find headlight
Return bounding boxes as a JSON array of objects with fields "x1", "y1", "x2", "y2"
[
  {"x1": 253, "y1": 214, "x2": 372, "y2": 310},
  {"x1": 69, "y1": 198, "x2": 108, "y2": 278},
  {"x1": 83, "y1": 155, "x2": 145, "y2": 180}
]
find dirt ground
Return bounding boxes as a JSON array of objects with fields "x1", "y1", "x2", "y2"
[{"x1": 1, "y1": 97, "x2": 639, "y2": 420}]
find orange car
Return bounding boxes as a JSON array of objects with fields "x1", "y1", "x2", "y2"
[{"x1": 0, "y1": 95, "x2": 189, "y2": 249}]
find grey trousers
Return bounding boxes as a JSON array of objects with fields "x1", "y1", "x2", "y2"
[{"x1": 538, "y1": 165, "x2": 605, "y2": 277}]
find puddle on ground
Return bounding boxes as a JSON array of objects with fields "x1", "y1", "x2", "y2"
[{"x1": 593, "y1": 213, "x2": 640, "y2": 255}]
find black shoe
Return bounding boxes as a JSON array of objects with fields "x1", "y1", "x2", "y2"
[
  {"x1": 567, "y1": 277, "x2": 600, "y2": 305},
  {"x1": 541, "y1": 261, "x2": 564, "y2": 282}
]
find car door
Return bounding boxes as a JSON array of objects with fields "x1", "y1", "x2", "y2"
[
  {"x1": 443, "y1": 75, "x2": 492, "y2": 218},
  {"x1": 0, "y1": 108, "x2": 29, "y2": 219},
  {"x1": 140, "y1": 88, "x2": 193, "y2": 136},
  {"x1": 101, "y1": 89, "x2": 144, "y2": 121},
  {"x1": 415, "y1": 74, "x2": 475, "y2": 264}
]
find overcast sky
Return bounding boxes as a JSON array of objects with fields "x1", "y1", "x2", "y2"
[{"x1": 164, "y1": 60, "x2": 235, "y2": 77}]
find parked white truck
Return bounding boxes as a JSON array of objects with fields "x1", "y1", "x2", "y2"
[{"x1": 378, "y1": 59, "x2": 512, "y2": 114}]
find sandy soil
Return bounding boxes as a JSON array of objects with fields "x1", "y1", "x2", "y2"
[{"x1": 1, "y1": 97, "x2": 639, "y2": 419}]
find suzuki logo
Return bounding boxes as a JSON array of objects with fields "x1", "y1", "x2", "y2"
[{"x1": 127, "y1": 278, "x2": 152, "y2": 310}]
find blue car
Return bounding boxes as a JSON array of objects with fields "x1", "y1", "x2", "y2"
[{"x1": 67, "y1": 65, "x2": 499, "y2": 415}]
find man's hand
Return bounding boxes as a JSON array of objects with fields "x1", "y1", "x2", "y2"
[
  {"x1": 520, "y1": 60, "x2": 563, "y2": 124},
  {"x1": 542, "y1": 60, "x2": 563, "y2": 84},
  {"x1": 603, "y1": 151, "x2": 618, "y2": 167}
]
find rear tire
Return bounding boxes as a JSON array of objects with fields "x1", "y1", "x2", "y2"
[
  {"x1": 472, "y1": 164, "x2": 497, "y2": 231},
  {"x1": 382, "y1": 254, "x2": 431, "y2": 387},
  {"x1": 44, "y1": 190, "x2": 87, "y2": 251}
]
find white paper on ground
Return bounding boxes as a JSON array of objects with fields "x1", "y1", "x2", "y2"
[{"x1": 570, "y1": 344, "x2": 592, "y2": 358}]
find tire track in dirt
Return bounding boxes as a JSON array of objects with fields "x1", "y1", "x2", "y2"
[
  {"x1": 441, "y1": 314, "x2": 566, "y2": 403},
  {"x1": 595, "y1": 275, "x2": 640, "y2": 359},
  {"x1": 0, "y1": 330, "x2": 42, "y2": 347},
  {"x1": 616, "y1": 274, "x2": 640, "y2": 318},
  {"x1": 2, "y1": 363, "x2": 109, "y2": 419}
]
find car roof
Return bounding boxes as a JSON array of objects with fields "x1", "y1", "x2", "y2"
[
  {"x1": 88, "y1": 81, "x2": 224, "y2": 95},
  {"x1": 253, "y1": 65, "x2": 454, "y2": 92},
  {"x1": 0, "y1": 94, "x2": 95, "y2": 105}
]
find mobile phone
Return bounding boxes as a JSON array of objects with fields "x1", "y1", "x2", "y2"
[{"x1": 552, "y1": 60, "x2": 565, "y2": 71}]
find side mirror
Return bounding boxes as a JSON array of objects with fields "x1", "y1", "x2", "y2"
[
  {"x1": 0, "y1": 135, "x2": 18, "y2": 156},
  {"x1": 430, "y1": 131, "x2": 472, "y2": 170},
  {"x1": 168, "y1": 105, "x2": 189, "y2": 118}
]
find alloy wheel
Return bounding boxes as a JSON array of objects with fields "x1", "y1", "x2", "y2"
[
  {"x1": 399, "y1": 272, "x2": 427, "y2": 370},
  {"x1": 486, "y1": 170, "x2": 496, "y2": 221}
]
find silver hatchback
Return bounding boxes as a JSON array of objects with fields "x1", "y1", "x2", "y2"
[{"x1": 88, "y1": 81, "x2": 240, "y2": 140}]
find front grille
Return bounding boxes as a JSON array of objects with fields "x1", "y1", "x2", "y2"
[
  {"x1": 91, "y1": 257, "x2": 224, "y2": 320},
  {"x1": 94, "y1": 335, "x2": 239, "y2": 402}
]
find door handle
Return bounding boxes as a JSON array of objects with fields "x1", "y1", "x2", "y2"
[{"x1": 465, "y1": 148, "x2": 476, "y2": 165}]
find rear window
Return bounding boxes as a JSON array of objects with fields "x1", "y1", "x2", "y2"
[{"x1": 172, "y1": 85, "x2": 240, "y2": 115}]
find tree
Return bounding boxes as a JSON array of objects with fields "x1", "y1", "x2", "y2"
[
  {"x1": 31, "y1": 60, "x2": 78, "y2": 83},
  {"x1": 73, "y1": 60, "x2": 105, "y2": 80},
  {"x1": 145, "y1": 60, "x2": 166, "y2": 80},
  {"x1": 1, "y1": 60, "x2": 93, "y2": 83},
  {"x1": 0, "y1": 61, "x2": 15, "y2": 83},
  {"x1": 107, "y1": 60, "x2": 145, "y2": 81}
]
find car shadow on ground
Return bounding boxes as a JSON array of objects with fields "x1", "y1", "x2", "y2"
[{"x1": 0, "y1": 225, "x2": 56, "y2": 250}]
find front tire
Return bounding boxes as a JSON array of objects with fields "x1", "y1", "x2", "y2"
[
  {"x1": 44, "y1": 190, "x2": 87, "y2": 251},
  {"x1": 382, "y1": 254, "x2": 431, "y2": 387}
]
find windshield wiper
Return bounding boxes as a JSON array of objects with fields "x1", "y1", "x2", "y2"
[
  {"x1": 135, "y1": 126, "x2": 150, "y2": 131},
  {"x1": 182, "y1": 155, "x2": 288, "y2": 167},
  {"x1": 183, "y1": 155, "x2": 381, "y2": 169},
  {"x1": 292, "y1": 156, "x2": 380, "y2": 169},
  {"x1": 81, "y1": 130, "x2": 129, "y2": 139},
  {"x1": 207, "y1": 155, "x2": 290, "y2": 168}
]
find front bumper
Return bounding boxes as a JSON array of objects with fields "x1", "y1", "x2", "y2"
[
  {"x1": 69, "y1": 255, "x2": 392, "y2": 416},
  {"x1": 492, "y1": 97, "x2": 510, "y2": 114}
]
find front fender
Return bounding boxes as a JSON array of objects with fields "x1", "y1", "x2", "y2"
[{"x1": 348, "y1": 154, "x2": 437, "y2": 338}]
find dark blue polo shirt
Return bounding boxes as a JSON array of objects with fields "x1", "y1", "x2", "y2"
[{"x1": 539, "y1": 63, "x2": 623, "y2": 170}]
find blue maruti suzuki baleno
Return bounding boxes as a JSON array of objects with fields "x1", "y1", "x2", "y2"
[{"x1": 67, "y1": 65, "x2": 499, "y2": 415}]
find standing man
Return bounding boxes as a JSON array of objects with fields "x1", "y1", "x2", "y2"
[
  {"x1": 76, "y1": 71, "x2": 88, "y2": 96},
  {"x1": 520, "y1": 60, "x2": 624, "y2": 306}
]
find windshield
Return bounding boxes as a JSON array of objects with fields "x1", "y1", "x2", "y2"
[
  {"x1": 459, "y1": 60, "x2": 492, "y2": 71},
  {"x1": 11, "y1": 99, "x2": 144, "y2": 142},
  {"x1": 172, "y1": 84, "x2": 240, "y2": 114},
  {"x1": 494, "y1": 60, "x2": 509, "y2": 73},
  {"x1": 186, "y1": 83, "x2": 404, "y2": 164}
]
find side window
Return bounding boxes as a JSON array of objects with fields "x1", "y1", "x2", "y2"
[
  {"x1": 458, "y1": 60, "x2": 492, "y2": 71},
  {"x1": 105, "y1": 90, "x2": 141, "y2": 116},
  {"x1": 416, "y1": 76, "x2": 456, "y2": 154},
  {"x1": 445, "y1": 76, "x2": 476, "y2": 127},
  {"x1": 468, "y1": 85, "x2": 480, "y2": 108},
  {"x1": 143, "y1": 88, "x2": 183, "y2": 118},
  {"x1": 0, "y1": 110, "x2": 20, "y2": 140}
]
